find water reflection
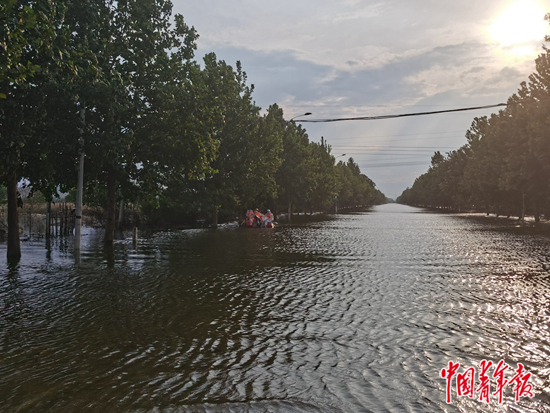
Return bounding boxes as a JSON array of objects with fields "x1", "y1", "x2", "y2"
[{"x1": 1, "y1": 204, "x2": 550, "y2": 411}]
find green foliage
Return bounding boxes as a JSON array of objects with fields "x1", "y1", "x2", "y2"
[
  {"x1": 1, "y1": 0, "x2": 386, "y2": 235},
  {"x1": 23, "y1": 189, "x2": 46, "y2": 206},
  {"x1": 276, "y1": 121, "x2": 312, "y2": 209},
  {"x1": 0, "y1": 0, "x2": 71, "y2": 185},
  {"x1": 0, "y1": 186, "x2": 6, "y2": 205},
  {"x1": 336, "y1": 158, "x2": 384, "y2": 210}
]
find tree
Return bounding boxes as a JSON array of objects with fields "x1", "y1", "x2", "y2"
[
  {"x1": 336, "y1": 157, "x2": 380, "y2": 210},
  {"x1": 276, "y1": 120, "x2": 312, "y2": 217},
  {"x1": 63, "y1": 0, "x2": 201, "y2": 245},
  {"x1": 198, "y1": 57, "x2": 284, "y2": 223},
  {"x1": 399, "y1": 32, "x2": 550, "y2": 218},
  {"x1": 140, "y1": 55, "x2": 285, "y2": 226},
  {"x1": 0, "y1": 0, "x2": 70, "y2": 259},
  {"x1": 302, "y1": 139, "x2": 339, "y2": 213},
  {"x1": 502, "y1": 49, "x2": 550, "y2": 221}
]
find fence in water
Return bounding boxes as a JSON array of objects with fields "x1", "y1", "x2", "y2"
[{"x1": 0, "y1": 203, "x2": 75, "y2": 242}]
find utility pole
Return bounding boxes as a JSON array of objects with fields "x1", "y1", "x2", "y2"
[
  {"x1": 521, "y1": 193, "x2": 525, "y2": 222},
  {"x1": 118, "y1": 198, "x2": 124, "y2": 229},
  {"x1": 288, "y1": 200, "x2": 291, "y2": 223},
  {"x1": 75, "y1": 103, "x2": 85, "y2": 250},
  {"x1": 46, "y1": 201, "x2": 51, "y2": 238}
]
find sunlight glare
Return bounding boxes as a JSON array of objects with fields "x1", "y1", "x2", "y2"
[{"x1": 488, "y1": 0, "x2": 547, "y2": 46}]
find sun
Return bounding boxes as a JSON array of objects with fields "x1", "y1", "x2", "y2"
[{"x1": 488, "y1": 0, "x2": 547, "y2": 47}]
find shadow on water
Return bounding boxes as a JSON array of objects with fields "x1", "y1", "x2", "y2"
[
  {"x1": 3, "y1": 260, "x2": 23, "y2": 316},
  {"x1": 456, "y1": 214, "x2": 550, "y2": 236},
  {"x1": 104, "y1": 243, "x2": 116, "y2": 268}
]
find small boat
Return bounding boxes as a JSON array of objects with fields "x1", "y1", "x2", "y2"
[
  {"x1": 241, "y1": 210, "x2": 275, "y2": 228},
  {"x1": 240, "y1": 221, "x2": 275, "y2": 228}
]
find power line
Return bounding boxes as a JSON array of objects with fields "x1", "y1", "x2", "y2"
[
  {"x1": 285, "y1": 103, "x2": 490, "y2": 108},
  {"x1": 324, "y1": 135, "x2": 466, "y2": 146},
  {"x1": 334, "y1": 149, "x2": 445, "y2": 154},
  {"x1": 340, "y1": 157, "x2": 429, "y2": 162},
  {"x1": 331, "y1": 145, "x2": 457, "y2": 149},
  {"x1": 339, "y1": 157, "x2": 430, "y2": 165},
  {"x1": 325, "y1": 130, "x2": 465, "y2": 140},
  {"x1": 360, "y1": 161, "x2": 430, "y2": 168},
  {"x1": 327, "y1": 135, "x2": 466, "y2": 144},
  {"x1": 337, "y1": 154, "x2": 429, "y2": 157},
  {"x1": 316, "y1": 131, "x2": 467, "y2": 146},
  {"x1": 298, "y1": 103, "x2": 507, "y2": 123},
  {"x1": 327, "y1": 130, "x2": 464, "y2": 141}
]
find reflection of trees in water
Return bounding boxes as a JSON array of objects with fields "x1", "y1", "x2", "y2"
[{"x1": 1, "y1": 262, "x2": 28, "y2": 350}]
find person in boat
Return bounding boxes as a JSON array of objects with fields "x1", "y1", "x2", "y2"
[
  {"x1": 245, "y1": 209, "x2": 255, "y2": 227},
  {"x1": 263, "y1": 209, "x2": 274, "y2": 228},
  {"x1": 254, "y1": 208, "x2": 263, "y2": 227}
]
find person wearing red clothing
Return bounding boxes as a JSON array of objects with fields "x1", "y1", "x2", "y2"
[
  {"x1": 245, "y1": 209, "x2": 255, "y2": 227},
  {"x1": 254, "y1": 209, "x2": 263, "y2": 227}
]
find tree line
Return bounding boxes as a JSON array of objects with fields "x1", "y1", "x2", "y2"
[
  {"x1": 1, "y1": 0, "x2": 385, "y2": 259},
  {"x1": 397, "y1": 15, "x2": 550, "y2": 220}
]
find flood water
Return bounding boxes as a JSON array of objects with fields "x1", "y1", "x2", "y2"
[{"x1": 1, "y1": 204, "x2": 550, "y2": 412}]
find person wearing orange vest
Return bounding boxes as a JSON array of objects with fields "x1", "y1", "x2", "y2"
[
  {"x1": 263, "y1": 209, "x2": 274, "y2": 228},
  {"x1": 245, "y1": 209, "x2": 255, "y2": 227},
  {"x1": 254, "y1": 208, "x2": 262, "y2": 227}
]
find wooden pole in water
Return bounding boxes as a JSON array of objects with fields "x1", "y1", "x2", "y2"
[
  {"x1": 6, "y1": 173, "x2": 21, "y2": 259},
  {"x1": 212, "y1": 208, "x2": 218, "y2": 227},
  {"x1": 28, "y1": 206, "x2": 32, "y2": 238},
  {"x1": 46, "y1": 201, "x2": 51, "y2": 238},
  {"x1": 75, "y1": 103, "x2": 85, "y2": 250},
  {"x1": 521, "y1": 193, "x2": 525, "y2": 222},
  {"x1": 65, "y1": 204, "x2": 69, "y2": 235},
  {"x1": 288, "y1": 200, "x2": 291, "y2": 223},
  {"x1": 118, "y1": 198, "x2": 124, "y2": 229}
]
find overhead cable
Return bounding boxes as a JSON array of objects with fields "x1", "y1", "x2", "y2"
[
  {"x1": 331, "y1": 145, "x2": 457, "y2": 149},
  {"x1": 360, "y1": 161, "x2": 431, "y2": 168},
  {"x1": 331, "y1": 130, "x2": 464, "y2": 140},
  {"x1": 297, "y1": 103, "x2": 508, "y2": 123}
]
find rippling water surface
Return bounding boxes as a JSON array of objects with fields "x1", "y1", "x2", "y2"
[{"x1": 2, "y1": 204, "x2": 550, "y2": 412}]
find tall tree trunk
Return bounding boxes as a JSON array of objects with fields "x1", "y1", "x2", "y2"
[
  {"x1": 104, "y1": 167, "x2": 117, "y2": 246},
  {"x1": 117, "y1": 198, "x2": 124, "y2": 229},
  {"x1": 7, "y1": 173, "x2": 21, "y2": 260},
  {"x1": 521, "y1": 193, "x2": 526, "y2": 221},
  {"x1": 46, "y1": 201, "x2": 51, "y2": 237},
  {"x1": 288, "y1": 200, "x2": 292, "y2": 223},
  {"x1": 212, "y1": 207, "x2": 218, "y2": 228}
]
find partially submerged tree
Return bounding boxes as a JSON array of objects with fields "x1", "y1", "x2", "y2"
[
  {"x1": 64, "y1": 0, "x2": 202, "y2": 246},
  {"x1": 0, "y1": 0, "x2": 71, "y2": 259}
]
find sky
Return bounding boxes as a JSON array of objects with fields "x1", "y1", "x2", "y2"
[{"x1": 171, "y1": 0, "x2": 549, "y2": 199}]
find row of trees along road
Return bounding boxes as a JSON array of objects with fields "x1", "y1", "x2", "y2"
[
  {"x1": 1, "y1": 0, "x2": 386, "y2": 259},
  {"x1": 397, "y1": 15, "x2": 550, "y2": 220}
]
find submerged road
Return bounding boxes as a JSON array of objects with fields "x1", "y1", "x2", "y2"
[{"x1": 1, "y1": 204, "x2": 550, "y2": 411}]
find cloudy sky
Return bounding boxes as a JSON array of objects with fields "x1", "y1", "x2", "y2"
[{"x1": 172, "y1": 0, "x2": 549, "y2": 199}]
